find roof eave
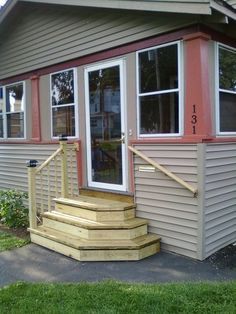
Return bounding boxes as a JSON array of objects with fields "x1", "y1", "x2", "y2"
[
  {"x1": 210, "y1": 0, "x2": 236, "y2": 20},
  {"x1": 0, "y1": 0, "x2": 17, "y2": 24},
  {"x1": 19, "y1": 0, "x2": 213, "y2": 15}
]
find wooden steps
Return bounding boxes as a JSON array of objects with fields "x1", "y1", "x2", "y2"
[{"x1": 29, "y1": 195, "x2": 161, "y2": 261}]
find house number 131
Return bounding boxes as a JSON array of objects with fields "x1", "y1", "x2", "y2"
[{"x1": 191, "y1": 104, "x2": 197, "y2": 134}]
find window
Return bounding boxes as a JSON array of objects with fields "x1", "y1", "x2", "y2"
[
  {"x1": 217, "y1": 45, "x2": 236, "y2": 134},
  {"x1": 50, "y1": 69, "x2": 77, "y2": 138},
  {"x1": 0, "y1": 87, "x2": 3, "y2": 138},
  {"x1": 137, "y1": 42, "x2": 181, "y2": 136},
  {"x1": 0, "y1": 82, "x2": 25, "y2": 139}
]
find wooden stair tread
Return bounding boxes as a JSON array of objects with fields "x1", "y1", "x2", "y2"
[
  {"x1": 43, "y1": 211, "x2": 148, "y2": 230},
  {"x1": 55, "y1": 196, "x2": 135, "y2": 211},
  {"x1": 29, "y1": 226, "x2": 161, "y2": 250}
]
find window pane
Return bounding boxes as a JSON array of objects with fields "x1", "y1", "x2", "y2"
[
  {"x1": 52, "y1": 105, "x2": 75, "y2": 137},
  {"x1": 140, "y1": 93, "x2": 179, "y2": 134},
  {"x1": 0, "y1": 87, "x2": 3, "y2": 113},
  {"x1": 139, "y1": 44, "x2": 178, "y2": 93},
  {"x1": 0, "y1": 114, "x2": 3, "y2": 138},
  {"x1": 51, "y1": 70, "x2": 74, "y2": 106},
  {"x1": 220, "y1": 92, "x2": 236, "y2": 132},
  {"x1": 219, "y1": 47, "x2": 236, "y2": 92},
  {"x1": 7, "y1": 112, "x2": 24, "y2": 138},
  {"x1": 6, "y1": 83, "x2": 24, "y2": 113}
]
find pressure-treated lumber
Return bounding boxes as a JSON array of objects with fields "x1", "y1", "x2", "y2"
[
  {"x1": 29, "y1": 195, "x2": 161, "y2": 261},
  {"x1": 42, "y1": 212, "x2": 148, "y2": 239},
  {"x1": 128, "y1": 145, "x2": 198, "y2": 196},
  {"x1": 29, "y1": 226, "x2": 160, "y2": 261},
  {"x1": 55, "y1": 196, "x2": 136, "y2": 221}
]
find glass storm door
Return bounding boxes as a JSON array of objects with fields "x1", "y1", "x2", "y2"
[{"x1": 85, "y1": 60, "x2": 126, "y2": 191}]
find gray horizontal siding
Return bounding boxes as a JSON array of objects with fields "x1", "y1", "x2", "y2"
[
  {"x1": 0, "y1": 143, "x2": 79, "y2": 211},
  {"x1": 204, "y1": 143, "x2": 236, "y2": 258},
  {"x1": 0, "y1": 4, "x2": 195, "y2": 79},
  {"x1": 133, "y1": 144, "x2": 199, "y2": 259}
]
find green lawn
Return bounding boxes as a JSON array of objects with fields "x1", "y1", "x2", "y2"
[
  {"x1": 0, "y1": 281, "x2": 235, "y2": 314},
  {"x1": 0, "y1": 231, "x2": 29, "y2": 252}
]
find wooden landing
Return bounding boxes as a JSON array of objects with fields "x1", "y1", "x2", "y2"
[{"x1": 29, "y1": 195, "x2": 161, "y2": 261}]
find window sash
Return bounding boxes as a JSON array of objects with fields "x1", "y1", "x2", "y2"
[
  {"x1": 0, "y1": 82, "x2": 25, "y2": 139},
  {"x1": 50, "y1": 68, "x2": 78, "y2": 139},
  {"x1": 216, "y1": 44, "x2": 236, "y2": 135},
  {"x1": 137, "y1": 41, "x2": 182, "y2": 137}
]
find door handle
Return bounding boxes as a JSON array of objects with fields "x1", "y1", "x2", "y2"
[
  {"x1": 108, "y1": 133, "x2": 125, "y2": 144},
  {"x1": 120, "y1": 133, "x2": 125, "y2": 144}
]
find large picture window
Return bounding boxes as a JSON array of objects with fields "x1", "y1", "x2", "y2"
[
  {"x1": 137, "y1": 42, "x2": 181, "y2": 136},
  {"x1": 50, "y1": 69, "x2": 77, "y2": 138},
  {"x1": 0, "y1": 82, "x2": 25, "y2": 139},
  {"x1": 217, "y1": 45, "x2": 236, "y2": 134}
]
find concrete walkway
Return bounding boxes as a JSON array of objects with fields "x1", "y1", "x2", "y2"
[{"x1": 0, "y1": 244, "x2": 235, "y2": 287}]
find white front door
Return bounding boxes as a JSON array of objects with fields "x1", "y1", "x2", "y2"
[{"x1": 85, "y1": 59, "x2": 127, "y2": 191}]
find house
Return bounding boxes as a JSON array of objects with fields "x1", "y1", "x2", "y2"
[{"x1": 0, "y1": 0, "x2": 235, "y2": 261}]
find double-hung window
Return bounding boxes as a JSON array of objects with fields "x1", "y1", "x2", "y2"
[
  {"x1": 217, "y1": 44, "x2": 236, "y2": 134},
  {"x1": 50, "y1": 68, "x2": 77, "y2": 138},
  {"x1": 137, "y1": 42, "x2": 182, "y2": 137},
  {"x1": 0, "y1": 82, "x2": 25, "y2": 139}
]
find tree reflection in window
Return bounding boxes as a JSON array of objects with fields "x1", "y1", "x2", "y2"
[
  {"x1": 0, "y1": 87, "x2": 3, "y2": 138},
  {"x1": 219, "y1": 47, "x2": 236, "y2": 92},
  {"x1": 218, "y1": 46, "x2": 236, "y2": 133},
  {"x1": 51, "y1": 70, "x2": 74, "y2": 106},
  {"x1": 50, "y1": 69, "x2": 76, "y2": 137},
  {"x1": 138, "y1": 43, "x2": 180, "y2": 135}
]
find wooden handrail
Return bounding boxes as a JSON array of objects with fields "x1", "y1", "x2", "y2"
[
  {"x1": 128, "y1": 146, "x2": 198, "y2": 197},
  {"x1": 35, "y1": 147, "x2": 62, "y2": 174}
]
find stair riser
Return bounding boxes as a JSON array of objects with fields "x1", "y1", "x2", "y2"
[
  {"x1": 31, "y1": 233, "x2": 82, "y2": 260},
  {"x1": 30, "y1": 233, "x2": 160, "y2": 261},
  {"x1": 56, "y1": 203, "x2": 135, "y2": 221},
  {"x1": 43, "y1": 217, "x2": 148, "y2": 240}
]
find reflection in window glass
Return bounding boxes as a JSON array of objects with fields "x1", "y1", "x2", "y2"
[
  {"x1": 88, "y1": 65, "x2": 122, "y2": 185},
  {"x1": 51, "y1": 69, "x2": 76, "y2": 138},
  {"x1": 7, "y1": 112, "x2": 24, "y2": 138},
  {"x1": 0, "y1": 87, "x2": 3, "y2": 113},
  {"x1": 219, "y1": 92, "x2": 236, "y2": 132},
  {"x1": 6, "y1": 83, "x2": 24, "y2": 113},
  {"x1": 140, "y1": 93, "x2": 179, "y2": 134},
  {"x1": 0, "y1": 87, "x2": 3, "y2": 137},
  {"x1": 51, "y1": 70, "x2": 74, "y2": 106},
  {"x1": 52, "y1": 106, "x2": 75, "y2": 137},
  {"x1": 138, "y1": 43, "x2": 180, "y2": 136},
  {"x1": 219, "y1": 47, "x2": 236, "y2": 92},
  {"x1": 0, "y1": 115, "x2": 3, "y2": 138},
  {"x1": 139, "y1": 45, "x2": 178, "y2": 93},
  {"x1": 218, "y1": 46, "x2": 236, "y2": 133},
  {"x1": 0, "y1": 83, "x2": 25, "y2": 139}
]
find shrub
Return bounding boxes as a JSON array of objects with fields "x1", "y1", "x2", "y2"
[{"x1": 0, "y1": 190, "x2": 29, "y2": 228}]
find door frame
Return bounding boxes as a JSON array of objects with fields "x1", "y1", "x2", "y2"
[{"x1": 84, "y1": 59, "x2": 127, "y2": 192}]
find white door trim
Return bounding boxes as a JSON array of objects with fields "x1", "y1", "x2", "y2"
[{"x1": 85, "y1": 59, "x2": 127, "y2": 192}]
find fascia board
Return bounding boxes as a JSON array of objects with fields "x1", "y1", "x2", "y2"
[{"x1": 20, "y1": 0, "x2": 212, "y2": 15}]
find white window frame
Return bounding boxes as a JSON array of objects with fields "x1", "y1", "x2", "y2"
[
  {"x1": 216, "y1": 43, "x2": 236, "y2": 136},
  {"x1": 0, "y1": 81, "x2": 26, "y2": 140},
  {"x1": 50, "y1": 68, "x2": 78, "y2": 139},
  {"x1": 136, "y1": 41, "x2": 183, "y2": 138}
]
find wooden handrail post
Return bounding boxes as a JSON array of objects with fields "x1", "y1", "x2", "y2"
[
  {"x1": 59, "y1": 135, "x2": 68, "y2": 198},
  {"x1": 27, "y1": 160, "x2": 38, "y2": 229}
]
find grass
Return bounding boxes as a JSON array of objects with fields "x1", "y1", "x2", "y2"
[
  {"x1": 0, "y1": 281, "x2": 235, "y2": 314},
  {"x1": 0, "y1": 231, "x2": 29, "y2": 252}
]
